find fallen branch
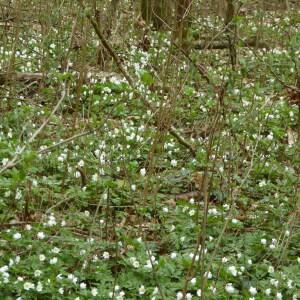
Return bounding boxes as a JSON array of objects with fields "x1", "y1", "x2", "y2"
[
  {"x1": 0, "y1": 72, "x2": 44, "y2": 84},
  {"x1": 193, "y1": 38, "x2": 269, "y2": 50}
]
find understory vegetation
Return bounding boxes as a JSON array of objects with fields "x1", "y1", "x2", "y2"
[{"x1": 0, "y1": 1, "x2": 299, "y2": 299}]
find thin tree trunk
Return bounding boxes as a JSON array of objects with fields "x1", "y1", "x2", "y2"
[
  {"x1": 174, "y1": 0, "x2": 192, "y2": 50},
  {"x1": 141, "y1": 0, "x2": 170, "y2": 30},
  {"x1": 141, "y1": 0, "x2": 153, "y2": 25},
  {"x1": 225, "y1": 0, "x2": 237, "y2": 69},
  {"x1": 95, "y1": 0, "x2": 120, "y2": 68}
]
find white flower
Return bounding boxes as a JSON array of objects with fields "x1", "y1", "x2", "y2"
[
  {"x1": 130, "y1": 259, "x2": 139, "y2": 268},
  {"x1": 39, "y1": 254, "x2": 46, "y2": 261},
  {"x1": 259, "y1": 179, "x2": 267, "y2": 187},
  {"x1": 2, "y1": 158, "x2": 9, "y2": 166},
  {"x1": 176, "y1": 292, "x2": 183, "y2": 300},
  {"x1": 225, "y1": 283, "x2": 235, "y2": 293},
  {"x1": 51, "y1": 247, "x2": 60, "y2": 254},
  {"x1": 287, "y1": 279, "x2": 293, "y2": 288},
  {"x1": 191, "y1": 277, "x2": 196, "y2": 285},
  {"x1": 297, "y1": 257, "x2": 300, "y2": 263},
  {"x1": 270, "y1": 278, "x2": 279, "y2": 287},
  {"x1": 139, "y1": 285, "x2": 146, "y2": 295},
  {"x1": 103, "y1": 251, "x2": 110, "y2": 260},
  {"x1": 197, "y1": 289, "x2": 202, "y2": 296},
  {"x1": 189, "y1": 198, "x2": 195, "y2": 204},
  {"x1": 24, "y1": 282, "x2": 35, "y2": 290},
  {"x1": 58, "y1": 287, "x2": 64, "y2": 294},
  {"x1": 249, "y1": 286, "x2": 257, "y2": 295},
  {"x1": 265, "y1": 288, "x2": 271, "y2": 296},
  {"x1": 261, "y1": 238, "x2": 267, "y2": 245},
  {"x1": 189, "y1": 209, "x2": 195, "y2": 216},
  {"x1": 37, "y1": 232, "x2": 45, "y2": 239},
  {"x1": 204, "y1": 272, "x2": 212, "y2": 279},
  {"x1": 49, "y1": 257, "x2": 58, "y2": 265},
  {"x1": 222, "y1": 257, "x2": 228, "y2": 263},
  {"x1": 266, "y1": 132, "x2": 273, "y2": 140},
  {"x1": 15, "y1": 189, "x2": 22, "y2": 200},
  {"x1": 153, "y1": 287, "x2": 158, "y2": 295},
  {"x1": 268, "y1": 266, "x2": 274, "y2": 273},
  {"x1": 36, "y1": 281, "x2": 43, "y2": 292},
  {"x1": 170, "y1": 252, "x2": 177, "y2": 259},
  {"x1": 131, "y1": 184, "x2": 136, "y2": 191},
  {"x1": 276, "y1": 292, "x2": 282, "y2": 300},
  {"x1": 140, "y1": 168, "x2": 146, "y2": 176},
  {"x1": 80, "y1": 282, "x2": 86, "y2": 289},
  {"x1": 92, "y1": 173, "x2": 98, "y2": 182},
  {"x1": 78, "y1": 159, "x2": 85, "y2": 167},
  {"x1": 68, "y1": 273, "x2": 78, "y2": 284},
  {"x1": 34, "y1": 270, "x2": 42, "y2": 277},
  {"x1": 13, "y1": 232, "x2": 22, "y2": 240},
  {"x1": 171, "y1": 159, "x2": 177, "y2": 167},
  {"x1": 228, "y1": 266, "x2": 237, "y2": 277},
  {"x1": 0, "y1": 265, "x2": 9, "y2": 273},
  {"x1": 186, "y1": 293, "x2": 192, "y2": 300},
  {"x1": 91, "y1": 288, "x2": 98, "y2": 296},
  {"x1": 208, "y1": 208, "x2": 218, "y2": 215},
  {"x1": 189, "y1": 252, "x2": 199, "y2": 261},
  {"x1": 162, "y1": 207, "x2": 168, "y2": 213},
  {"x1": 25, "y1": 224, "x2": 32, "y2": 231}
]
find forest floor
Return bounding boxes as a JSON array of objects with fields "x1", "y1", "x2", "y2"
[{"x1": 0, "y1": 2, "x2": 300, "y2": 300}]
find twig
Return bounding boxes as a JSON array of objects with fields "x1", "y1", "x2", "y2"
[
  {"x1": 169, "y1": 126, "x2": 196, "y2": 156},
  {"x1": 0, "y1": 88, "x2": 67, "y2": 175},
  {"x1": 78, "y1": 1, "x2": 196, "y2": 157}
]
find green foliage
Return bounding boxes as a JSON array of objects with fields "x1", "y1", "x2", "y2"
[{"x1": 0, "y1": 1, "x2": 299, "y2": 299}]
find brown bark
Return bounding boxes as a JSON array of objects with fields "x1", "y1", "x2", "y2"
[
  {"x1": 141, "y1": 0, "x2": 170, "y2": 30},
  {"x1": 225, "y1": 0, "x2": 237, "y2": 69},
  {"x1": 174, "y1": 0, "x2": 192, "y2": 50},
  {"x1": 193, "y1": 38, "x2": 269, "y2": 50}
]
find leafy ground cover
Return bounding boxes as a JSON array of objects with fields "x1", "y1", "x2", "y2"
[{"x1": 0, "y1": 1, "x2": 300, "y2": 299}]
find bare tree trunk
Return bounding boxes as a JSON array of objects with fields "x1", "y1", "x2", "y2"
[
  {"x1": 105, "y1": 0, "x2": 120, "y2": 37},
  {"x1": 141, "y1": 0, "x2": 153, "y2": 25},
  {"x1": 95, "y1": 0, "x2": 120, "y2": 68},
  {"x1": 141, "y1": 0, "x2": 170, "y2": 30},
  {"x1": 174, "y1": 0, "x2": 192, "y2": 50},
  {"x1": 281, "y1": 0, "x2": 290, "y2": 10},
  {"x1": 225, "y1": 0, "x2": 237, "y2": 69},
  {"x1": 212, "y1": 0, "x2": 226, "y2": 18}
]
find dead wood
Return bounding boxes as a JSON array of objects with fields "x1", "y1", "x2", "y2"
[
  {"x1": 193, "y1": 38, "x2": 269, "y2": 50},
  {"x1": 0, "y1": 72, "x2": 43, "y2": 84}
]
